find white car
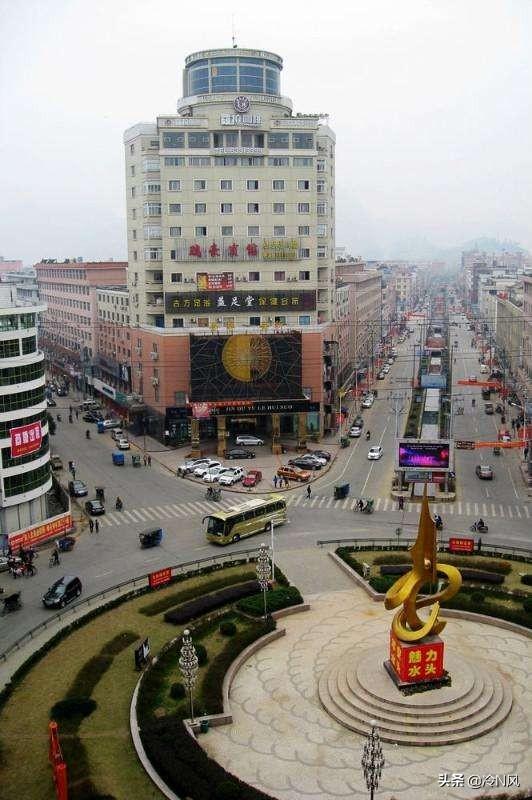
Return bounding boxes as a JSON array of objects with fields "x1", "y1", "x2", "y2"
[
  {"x1": 218, "y1": 467, "x2": 245, "y2": 485},
  {"x1": 177, "y1": 458, "x2": 208, "y2": 475},
  {"x1": 368, "y1": 446, "x2": 383, "y2": 460},
  {"x1": 203, "y1": 466, "x2": 231, "y2": 483},
  {"x1": 480, "y1": 365, "x2": 489, "y2": 374},
  {"x1": 362, "y1": 396, "x2": 374, "y2": 409},
  {"x1": 383, "y1": 364, "x2": 390, "y2": 374},
  {"x1": 388, "y1": 357, "x2": 395, "y2": 365},
  {"x1": 235, "y1": 434, "x2": 264, "y2": 446},
  {"x1": 349, "y1": 426, "x2": 363, "y2": 438},
  {"x1": 111, "y1": 428, "x2": 125, "y2": 440},
  {"x1": 102, "y1": 419, "x2": 122, "y2": 429},
  {"x1": 193, "y1": 459, "x2": 222, "y2": 477},
  {"x1": 116, "y1": 437, "x2": 130, "y2": 450}
]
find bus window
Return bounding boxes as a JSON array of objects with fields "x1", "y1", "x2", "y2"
[{"x1": 206, "y1": 517, "x2": 225, "y2": 536}]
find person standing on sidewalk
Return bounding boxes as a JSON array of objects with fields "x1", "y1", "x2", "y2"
[
  {"x1": 89, "y1": 519, "x2": 94, "y2": 533},
  {"x1": 273, "y1": 475, "x2": 277, "y2": 488},
  {"x1": 306, "y1": 485, "x2": 311, "y2": 500},
  {"x1": 147, "y1": 454, "x2": 152, "y2": 467},
  {"x1": 95, "y1": 519, "x2": 100, "y2": 533}
]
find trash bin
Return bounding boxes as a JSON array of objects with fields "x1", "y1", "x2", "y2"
[
  {"x1": 340, "y1": 437, "x2": 350, "y2": 448},
  {"x1": 334, "y1": 483, "x2": 350, "y2": 500},
  {"x1": 199, "y1": 719, "x2": 210, "y2": 734}
]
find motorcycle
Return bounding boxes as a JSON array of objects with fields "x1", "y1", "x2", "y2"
[
  {"x1": 470, "y1": 521, "x2": 489, "y2": 533},
  {"x1": 434, "y1": 517, "x2": 443, "y2": 530},
  {"x1": 1, "y1": 592, "x2": 21, "y2": 615},
  {"x1": 365, "y1": 431, "x2": 371, "y2": 441}
]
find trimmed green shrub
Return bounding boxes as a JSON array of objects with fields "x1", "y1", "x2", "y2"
[
  {"x1": 170, "y1": 682, "x2": 186, "y2": 700},
  {"x1": 195, "y1": 644, "x2": 208, "y2": 666},
  {"x1": 140, "y1": 568, "x2": 256, "y2": 617},
  {"x1": 373, "y1": 553, "x2": 410, "y2": 565},
  {"x1": 219, "y1": 621, "x2": 237, "y2": 636},
  {"x1": 470, "y1": 592, "x2": 485, "y2": 605},
  {"x1": 521, "y1": 574, "x2": 532, "y2": 586},
  {"x1": 271, "y1": 564, "x2": 290, "y2": 587},
  {"x1": 336, "y1": 548, "x2": 365, "y2": 575},
  {"x1": 236, "y1": 586, "x2": 303, "y2": 617},
  {"x1": 523, "y1": 597, "x2": 532, "y2": 613},
  {"x1": 379, "y1": 564, "x2": 504, "y2": 584},
  {"x1": 50, "y1": 697, "x2": 97, "y2": 720},
  {"x1": 369, "y1": 575, "x2": 395, "y2": 593},
  {"x1": 215, "y1": 781, "x2": 243, "y2": 800},
  {"x1": 164, "y1": 581, "x2": 261, "y2": 625}
]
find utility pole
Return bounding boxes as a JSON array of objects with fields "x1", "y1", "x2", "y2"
[{"x1": 389, "y1": 392, "x2": 406, "y2": 439}]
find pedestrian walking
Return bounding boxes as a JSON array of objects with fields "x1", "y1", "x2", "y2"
[
  {"x1": 306, "y1": 485, "x2": 311, "y2": 499},
  {"x1": 147, "y1": 454, "x2": 152, "y2": 467},
  {"x1": 69, "y1": 406, "x2": 73, "y2": 414},
  {"x1": 273, "y1": 475, "x2": 277, "y2": 488},
  {"x1": 89, "y1": 519, "x2": 94, "y2": 533},
  {"x1": 524, "y1": 446, "x2": 529, "y2": 461},
  {"x1": 143, "y1": 454, "x2": 147, "y2": 467},
  {"x1": 398, "y1": 496, "x2": 404, "y2": 511},
  {"x1": 95, "y1": 519, "x2": 100, "y2": 533},
  {"x1": 511, "y1": 419, "x2": 516, "y2": 431},
  {"x1": 75, "y1": 409, "x2": 79, "y2": 420}
]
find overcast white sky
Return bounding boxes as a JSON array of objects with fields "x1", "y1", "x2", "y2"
[{"x1": 1, "y1": 0, "x2": 531, "y2": 266}]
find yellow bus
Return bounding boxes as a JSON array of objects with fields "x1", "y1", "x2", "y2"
[{"x1": 203, "y1": 494, "x2": 287, "y2": 545}]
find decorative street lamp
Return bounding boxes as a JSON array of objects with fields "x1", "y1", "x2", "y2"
[
  {"x1": 179, "y1": 629, "x2": 199, "y2": 723},
  {"x1": 256, "y1": 543, "x2": 271, "y2": 619},
  {"x1": 361, "y1": 720, "x2": 385, "y2": 800}
]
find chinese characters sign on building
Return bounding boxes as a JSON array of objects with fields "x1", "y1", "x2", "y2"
[
  {"x1": 389, "y1": 631, "x2": 444, "y2": 683},
  {"x1": 448, "y1": 537, "x2": 475, "y2": 554},
  {"x1": 166, "y1": 290, "x2": 316, "y2": 314},
  {"x1": 191, "y1": 399, "x2": 319, "y2": 418},
  {"x1": 196, "y1": 272, "x2": 234, "y2": 291},
  {"x1": 220, "y1": 114, "x2": 262, "y2": 126},
  {"x1": 262, "y1": 239, "x2": 298, "y2": 261},
  {"x1": 10, "y1": 420, "x2": 42, "y2": 458}
]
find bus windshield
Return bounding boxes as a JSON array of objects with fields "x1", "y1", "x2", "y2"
[{"x1": 205, "y1": 516, "x2": 225, "y2": 536}]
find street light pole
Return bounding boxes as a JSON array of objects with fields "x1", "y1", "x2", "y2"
[
  {"x1": 256, "y1": 543, "x2": 271, "y2": 619},
  {"x1": 179, "y1": 629, "x2": 199, "y2": 723},
  {"x1": 361, "y1": 720, "x2": 385, "y2": 800}
]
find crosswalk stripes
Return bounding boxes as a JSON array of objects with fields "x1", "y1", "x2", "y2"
[
  {"x1": 154, "y1": 506, "x2": 174, "y2": 519},
  {"x1": 375, "y1": 498, "x2": 382, "y2": 510},
  {"x1": 140, "y1": 507, "x2": 159, "y2": 521},
  {"x1": 515, "y1": 506, "x2": 522, "y2": 518},
  {"x1": 525, "y1": 506, "x2": 530, "y2": 518}
]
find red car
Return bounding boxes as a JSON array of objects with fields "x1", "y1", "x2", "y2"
[{"x1": 243, "y1": 469, "x2": 262, "y2": 487}]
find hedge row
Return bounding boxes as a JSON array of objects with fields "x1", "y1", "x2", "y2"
[
  {"x1": 522, "y1": 574, "x2": 532, "y2": 586},
  {"x1": 236, "y1": 586, "x2": 303, "y2": 617},
  {"x1": 140, "y1": 566, "x2": 256, "y2": 616},
  {"x1": 141, "y1": 716, "x2": 276, "y2": 800},
  {"x1": 379, "y1": 564, "x2": 505, "y2": 585},
  {"x1": 373, "y1": 553, "x2": 512, "y2": 574},
  {"x1": 336, "y1": 548, "x2": 365, "y2": 576},
  {"x1": 164, "y1": 581, "x2": 261, "y2": 625}
]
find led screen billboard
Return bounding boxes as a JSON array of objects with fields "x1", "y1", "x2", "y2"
[
  {"x1": 190, "y1": 333, "x2": 302, "y2": 402},
  {"x1": 397, "y1": 440, "x2": 451, "y2": 471}
]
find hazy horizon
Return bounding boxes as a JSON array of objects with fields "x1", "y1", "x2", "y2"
[{"x1": 1, "y1": 0, "x2": 531, "y2": 266}]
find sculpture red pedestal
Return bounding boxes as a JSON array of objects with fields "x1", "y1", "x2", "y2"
[{"x1": 387, "y1": 630, "x2": 444, "y2": 684}]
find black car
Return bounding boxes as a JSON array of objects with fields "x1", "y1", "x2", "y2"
[
  {"x1": 288, "y1": 457, "x2": 322, "y2": 471},
  {"x1": 43, "y1": 576, "x2": 82, "y2": 609},
  {"x1": 83, "y1": 411, "x2": 103, "y2": 422},
  {"x1": 69, "y1": 480, "x2": 88, "y2": 497},
  {"x1": 85, "y1": 499, "x2": 105, "y2": 516},
  {"x1": 225, "y1": 448, "x2": 255, "y2": 459},
  {"x1": 311, "y1": 450, "x2": 331, "y2": 462}
]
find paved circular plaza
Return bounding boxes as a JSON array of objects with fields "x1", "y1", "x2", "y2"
[{"x1": 202, "y1": 589, "x2": 532, "y2": 800}]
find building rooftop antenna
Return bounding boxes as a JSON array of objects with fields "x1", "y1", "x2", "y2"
[{"x1": 231, "y1": 14, "x2": 238, "y2": 48}]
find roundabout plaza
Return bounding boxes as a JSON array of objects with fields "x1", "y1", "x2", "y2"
[{"x1": 0, "y1": 495, "x2": 530, "y2": 800}]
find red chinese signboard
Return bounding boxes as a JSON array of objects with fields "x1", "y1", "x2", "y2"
[
  {"x1": 448, "y1": 537, "x2": 475, "y2": 554},
  {"x1": 9, "y1": 512, "x2": 73, "y2": 549},
  {"x1": 389, "y1": 631, "x2": 444, "y2": 683},
  {"x1": 149, "y1": 567, "x2": 172, "y2": 589},
  {"x1": 196, "y1": 272, "x2": 235, "y2": 291},
  {"x1": 10, "y1": 420, "x2": 42, "y2": 458}
]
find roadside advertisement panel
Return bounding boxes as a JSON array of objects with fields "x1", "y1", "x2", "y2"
[
  {"x1": 149, "y1": 567, "x2": 172, "y2": 589},
  {"x1": 448, "y1": 537, "x2": 475, "y2": 554},
  {"x1": 166, "y1": 289, "x2": 316, "y2": 314},
  {"x1": 10, "y1": 420, "x2": 42, "y2": 458},
  {"x1": 196, "y1": 272, "x2": 234, "y2": 291},
  {"x1": 9, "y1": 511, "x2": 73, "y2": 549},
  {"x1": 397, "y1": 440, "x2": 451, "y2": 471}
]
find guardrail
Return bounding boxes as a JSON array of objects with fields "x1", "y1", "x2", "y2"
[
  {"x1": 0, "y1": 547, "x2": 261, "y2": 665},
  {"x1": 316, "y1": 537, "x2": 532, "y2": 562}
]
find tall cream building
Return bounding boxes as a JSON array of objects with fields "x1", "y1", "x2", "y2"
[{"x1": 123, "y1": 48, "x2": 336, "y2": 331}]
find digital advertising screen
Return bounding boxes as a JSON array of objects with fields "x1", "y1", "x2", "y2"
[
  {"x1": 397, "y1": 440, "x2": 451, "y2": 471},
  {"x1": 189, "y1": 332, "x2": 302, "y2": 402}
]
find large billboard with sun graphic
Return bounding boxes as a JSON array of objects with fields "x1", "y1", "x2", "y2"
[{"x1": 189, "y1": 332, "x2": 302, "y2": 401}]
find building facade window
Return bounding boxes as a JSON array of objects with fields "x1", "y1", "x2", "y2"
[
  {"x1": 194, "y1": 179, "x2": 207, "y2": 190},
  {"x1": 221, "y1": 225, "x2": 233, "y2": 236},
  {"x1": 247, "y1": 226, "x2": 260, "y2": 236},
  {"x1": 168, "y1": 203, "x2": 182, "y2": 214},
  {"x1": 248, "y1": 272, "x2": 260, "y2": 282},
  {"x1": 169, "y1": 226, "x2": 182, "y2": 236},
  {"x1": 188, "y1": 132, "x2": 210, "y2": 148},
  {"x1": 273, "y1": 226, "x2": 285, "y2": 236},
  {"x1": 292, "y1": 133, "x2": 314, "y2": 149},
  {"x1": 220, "y1": 203, "x2": 233, "y2": 214},
  {"x1": 298, "y1": 180, "x2": 310, "y2": 190},
  {"x1": 220, "y1": 179, "x2": 233, "y2": 190},
  {"x1": 268, "y1": 132, "x2": 289, "y2": 149},
  {"x1": 274, "y1": 271, "x2": 286, "y2": 281},
  {"x1": 293, "y1": 156, "x2": 313, "y2": 166},
  {"x1": 298, "y1": 225, "x2": 310, "y2": 236},
  {"x1": 273, "y1": 202, "x2": 285, "y2": 214},
  {"x1": 268, "y1": 156, "x2": 289, "y2": 166},
  {"x1": 272, "y1": 179, "x2": 285, "y2": 191},
  {"x1": 247, "y1": 203, "x2": 259, "y2": 214},
  {"x1": 195, "y1": 226, "x2": 207, "y2": 236},
  {"x1": 297, "y1": 203, "x2": 310, "y2": 213},
  {"x1": 162, "y1": 132, "x2": 185, "y2": 148},
  {"x1": 168, "y1": 180, "x2": 181, "y2": 191},
  {"x1": 195, "y1": 203, "x2": 207, "y2": 214},
  {"x1": 246, "y1": 179, "x2": 259, "y2": 190}
]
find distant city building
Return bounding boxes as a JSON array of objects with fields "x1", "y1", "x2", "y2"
[
  {"x1": 0, "y1": 257, "x2": 23, "y2": 275},
  {"x1": 95, "y1": 287, "x2": 134, "y2": 413}
]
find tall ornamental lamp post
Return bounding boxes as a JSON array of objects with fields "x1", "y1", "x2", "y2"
[
  {"x1": 179, "y1": 629, "x2": 199, "y2": 723},
  {"x1": 256, "y1": 543, "x2": 271, "y2": 619},
  {"x1": 361, "y1": 720, "x2": 385, "y2": 800}
]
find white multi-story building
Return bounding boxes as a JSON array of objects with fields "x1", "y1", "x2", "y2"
[
  {"x1": 124, "y1": 47, "x2": 336, "y2": 331},
  {"x1": 0, "y1": 302, "x2": 51, "y2": 540}
]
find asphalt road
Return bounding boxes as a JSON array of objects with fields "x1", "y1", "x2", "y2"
[{"x1": 1, "y1": 321, "x2": 530, "y2": 654}]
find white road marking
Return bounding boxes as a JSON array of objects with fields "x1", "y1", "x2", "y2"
[
  {"x1": 155, "y1": 506, "x2": 173, "y2": 519},
  {"x1": 507, "y1": 506, "x2": 513, "y2": 519},
  {"x1": 141, "y1": 508, "x2": 158, "y2": 520},
  {"x1": 474, "y1": 503, "x2": 478, "y2": 516},
  {"x1": 319, "y1": 497, "x2": 327, "y2": 507},
  {"x1": 448, "y1": 505, "x2": 454, "y2": 515},
  {"x1": 482, "y1": 503, "x2": 487, "y2": 516},
  {"x1": 342, "y1": 498, "x2": 350, "y2": 509},
  {"x1": 165, "y1": 506, "x2": 186, "y2": 518},
  {"x1": 131, "y1": 509, "x2": 147, "y2": 522},
  {"x1": 383, "y1": 498, "x2": 389, "y2": 512},
  {"x1": 491, "y1": 503, "x2": 496, "y2": 516},
  {"x1": 458, "y1": 502, "x2": 462, "y2": 515},
  {"x1": 499, "y1": 505, "x2": 505, "y2": 517},
  {"x1": 93, "y1": 570, "x2": 113, "y2": 578},
  {"x1": 375, "y1": 498, "x2": 382, "y2": 510},
  {"x1": 326, "y1": 498, "x2": 333, "y2": 508},
  {"x1": 524, "y1": 506, "x2": 530, "y2": 519},
  {"x1": 407, "y1": 503, "x2": 413, "y2": 512},
  {"x1": 122, "y1": 511, "x2": 137, "y2": 523},
  {"x1": 515, "y1": 506, "x2": 522, "y2": 518},
  {"x1": 294, "y1": 495, "x2": 302, "y2": 507}
]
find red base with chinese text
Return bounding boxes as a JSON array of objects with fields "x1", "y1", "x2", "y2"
[{"x1": 388, "y1": 631, "x2": 444, "y2": 684}]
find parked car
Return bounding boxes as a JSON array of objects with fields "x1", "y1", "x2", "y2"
[
  {"x1": 387, "y1": 357, "x2": 395, "y2": 365},
  {"x1": 277, "y1": 465, "x2": 311, "y2": 482},
  {"x1": 83, "y1": 411, "x2": 102, "y2": 422},
  {"x1": 102, "y1": 419, "x2": 122, "y2": 429},
  {"x1": 177, "y1": 458, "x2": 211, "y2": 476},
  {"x1": 225, "y1": 448, "x2": 255, "y2": 459},
  {"x1": 310, "y1": 450, "x2": 331, "y2": 462},
  {"x1": 484, "y1": 403, "x2": 494, "y2": 415},
  {"x1": 43, "y1": 576, "x2": 82, "y2": 609},
  {"x1": 235, "y1": 434, "x2": 264, "y2": 446},
  {"x1": 218, "y1": 467, "x2": 245, "y2": 485},
  {"x1": 288, "y1": 456, "x2": 322, "y2": 471},
  {"x1": 367, "y1": 446, "x2": 384, "y2": 460},
  {"x1": 111, "y1": 428, "x2": 125, "y2": 440},
  {"x1": 242, "y1": 469, "x2": 262, "y2": 487},
  {"x1": 85, "y1": 499, "x2": 106, "y2": 516},
  {"x1": 362, "y1": 396, "x2": 374, "y2": 408},
  {"x1": 349, "y1": 426, "x2": 363, "y2": 438},
  {"x1": 469, "y1": 375, "x2": 477, "y2": 382},
  {"x1": 194, "y1": 460, "x2": 222, "y2": 477},
  {"x1": 377, "y1": 371, "x2": 386, "y2": 380},
  {"x1": 50, "y1": 455, "x2": 63, "y2": 471},
  {"x1": 116, "y1": 437, "x2": 130, "y2": 450},
  {"x1": 353, "y1": 416, "x2": 364, "y2": 428},
  {"x1": 383, "y1": 364, "x2": 390, "y2": 374},
  {"x1": 203, "y1": 466, "x2": 231, "y2": 483},
  {"x1": 480, "y1": 364, "x2": 489, "y2": 374},
  {"x1": 68, "y1": 480, "x2": 88, "y2": 497},
  {"x1": 475, "y1": 464, "x2": 494, "y2": 480}
]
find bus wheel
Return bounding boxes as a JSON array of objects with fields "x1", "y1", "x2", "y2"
[{"x1": 232, "y1": 534, "x2": 240, "y2": 543}]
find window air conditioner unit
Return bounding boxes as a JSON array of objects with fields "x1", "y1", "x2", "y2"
[
  {"x1": 150, "y1": 351, "x2": 158, "y2": 360},
  {"x1": 151, "y1": 377, "x2": 159, "y2": 386}
]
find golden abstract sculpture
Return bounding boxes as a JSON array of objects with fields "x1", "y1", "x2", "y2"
[{"x1": 384, "y1": 490, "x2": 462, "y2": 642}]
